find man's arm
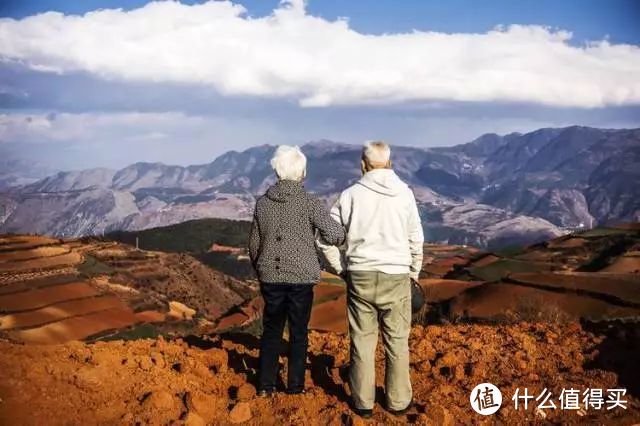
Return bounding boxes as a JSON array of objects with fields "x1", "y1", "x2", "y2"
[{"x1": 407, "y1": 191, "x2": 424, "y2": 281}]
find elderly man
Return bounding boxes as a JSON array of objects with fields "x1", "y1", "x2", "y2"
[
  {"x1": 249, "y1": 145, "x2": 345, "y2": 397},
  {"x1": 319, "y1": 141, "x2": 424, "y2": 418}
]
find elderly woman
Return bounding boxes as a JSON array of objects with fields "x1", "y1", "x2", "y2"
[{"x1": 249, "y1": 145, "x2": 345, "y2": 396}]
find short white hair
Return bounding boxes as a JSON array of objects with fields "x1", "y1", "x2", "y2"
[
  {"x1": 363, "y1": 140, "x2": 391, "y2": 164},
  {"x1": 270, "y1": 145, "x2": 307, "y2": 181}
]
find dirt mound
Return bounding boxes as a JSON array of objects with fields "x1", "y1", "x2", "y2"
[{"x1": 0, "y1": 322, "x2": 638, "y2": 424}]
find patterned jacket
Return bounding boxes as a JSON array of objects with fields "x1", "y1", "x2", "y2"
[{"x1": 248, "y1": 180, "x2": 345, "y2": 284}]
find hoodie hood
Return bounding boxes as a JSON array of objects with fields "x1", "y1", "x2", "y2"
[
  {"x1": 356, "y1": 169, "x2": 408, "y2": 196},
  {"x1": 266, "y1": 179, "x2": 304, "y2": 203}
]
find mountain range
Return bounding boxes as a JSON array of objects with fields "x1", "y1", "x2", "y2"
[{"x1": 1, "y1": 125, "x2": 638, "y2": 249}]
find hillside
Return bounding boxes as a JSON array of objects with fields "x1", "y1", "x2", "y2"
[
  {"x1": 2, "y1": 126, "x2": 638, "y2": 248},
  {"x1": 0, "y1": 235, "x2": 257, "y2": 345},
  {"x1": 106, "y1": 218, "x2": 251, "y2": 253},
  {"x1": 105, "y1": 218, "x2": 255, "y2": 280}
]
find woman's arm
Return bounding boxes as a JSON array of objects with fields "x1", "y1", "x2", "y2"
[
  {"x1": 248, "y1": 212, "x2": 260, "y2": 266},
  {"x1": 309, "y1": 197, "x2": 345, "y2": 246}
]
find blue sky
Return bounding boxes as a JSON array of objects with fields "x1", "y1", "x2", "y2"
[
  {"x1": 3, "y1": 0, "x2": 640, "y2": 44},
  {"x1": 0, "y1": 0, "x2": 639, "y2": 170}
]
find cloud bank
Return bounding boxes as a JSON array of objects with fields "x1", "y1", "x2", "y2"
[{"x1": 0, "y1": 0, "x2": 639, "y2": 108}]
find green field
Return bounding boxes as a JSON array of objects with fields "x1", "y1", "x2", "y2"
[
  {"x1": 106, "y1": 218, "x2": 251, "y2": 253},
  {"x1": 469, "y1": 259, "x2": 556, "y2": 281},
  {"x1": 576, "y1": 228, "x2": 630, "y2": 238}
]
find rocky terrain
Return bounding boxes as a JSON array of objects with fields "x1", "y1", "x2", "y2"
[
  {"x1": 0, "y1": 322, "x2": 638, "y2": 424},
  {"x1": 2, "y1": 126, "x2": 638, "y2": 248}
]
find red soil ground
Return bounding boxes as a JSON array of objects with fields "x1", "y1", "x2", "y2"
[
  {"x1": 7, "y1": 306, "x2": 139, "y2": 345},
  {"x1": 309, "y1": 294, "x2": 348, "y2": 333},
  {"x1": 449, "y1": 282, "x2": 640, "y2": 321},
  {"x1": 0, "y1": 282, "x2": 99, "y2": 312},
  {"x1": 0, "y1": 295, "x2": 124, "y2": 330},
  {"x1": 601, "y1": 256, "x2": 640, "y2": 273},
  {"x1": 0, "y1": 252, "x2": 82, "y2": 273},
  {"x1": 134, "y1": 310, "x2": 167, "y2": 323},
  {"x1": 0, "y1": 236, "x2": 59, "y2": 251},
  {"x1": 423, "y1": 256, "x2": 469, "y2": 277},
  {"x1": 418, "y1": 279, "x2": 484, "y2": 303},
  {"x1": 313, "y1": 282, "x2": 345, "y2": 302},
  {"x1": 0, "y1": 322, "x2": 638, "y2": 425},
  {"x1": 0, "y1": 274, "x2": 83, "y2": 295},
  {"x1": 216, "y1": 312, "x2": 250, "y2": 332},
  {"x1": 0, "y1": 246, "x2": 70, "y2": 263},
  {"x1": 509, "y1": 272, "x2": 640, "y2": 304},
  {"x1": 469, "y1": 254, "x2": 501, "y2": 268}
]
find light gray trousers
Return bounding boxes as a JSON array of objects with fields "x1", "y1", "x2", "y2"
[{"x1": 347, "y1": 271, "x2": 412, "y2": 411}]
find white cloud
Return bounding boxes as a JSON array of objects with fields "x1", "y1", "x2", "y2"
[
  {"x1": 0, "y1": 111, "x2": 291, "y2": 168},
  {"x1": 0, "y1": 111, "x2": 188, "y2": 144},
  {"x1": 0, "y1": 0, "x2": 639, "y2": 108}
]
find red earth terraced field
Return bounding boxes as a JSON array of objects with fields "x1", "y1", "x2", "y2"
[
  {"x1": 448, "y1": 281, "x2": 640, "y2": 321},
  {"x1": 418, "y1": 278, "x2": 484, "y2": 303},
  {"x1": 7, "y1": 306, "x2": 141, "y2": 345},
  {"x1": 508, "y1": 272, "x2": 640, "y2": 303},
  {"x1": 423, "y1": 225, "x2": 640, "y2": 323},
  {"x1": 0, "y1": 281, "x2": 100, "y2": 312},
  {"x1": 601, "y1": 255, "x2": 640, "y2": 273},
  {"x1": 0, "y1": 235, "x2": 253, "y2": 345},
  {"x1": 0, "y1": 235, "x2": 60, "y2": 251},
  {"x1": 0, "y1": 245, "x2": 70, "y2": 262},
  {"x1": 0, "y1": 295, "x2": 124, "y2": 330},
  {"x1": 0, "y1": 251, "x2": 83, "y2": 273}
]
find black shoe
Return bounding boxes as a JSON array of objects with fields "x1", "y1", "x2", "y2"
[
  {"x1": 257, "y1": 388, "x2": 276, "y2": 398},
  {"x1": 388, "y1": 401, "x2": 413, "y2": 416},
  {"x1": 352, "y1": 407, "x2": 373, "y2": 419},
  {"x1": 285, "y1": 388, "x2": 306, "y2": 395}
]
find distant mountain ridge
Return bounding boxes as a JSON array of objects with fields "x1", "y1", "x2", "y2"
[{"x1": 1, "y1": 126, "x2": 638, "y2": 249}]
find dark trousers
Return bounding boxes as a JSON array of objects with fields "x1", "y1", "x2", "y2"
[{"x1": 258, "y1": 282, "x2": 314, "y2": 392}]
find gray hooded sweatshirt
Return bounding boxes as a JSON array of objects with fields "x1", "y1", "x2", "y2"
[
  {"x1": 249, "y1": 180, "x2": 345, "y2": 284},
  {"x1": 318, "y1": 169, "x2": 424, "y2": 280}
]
